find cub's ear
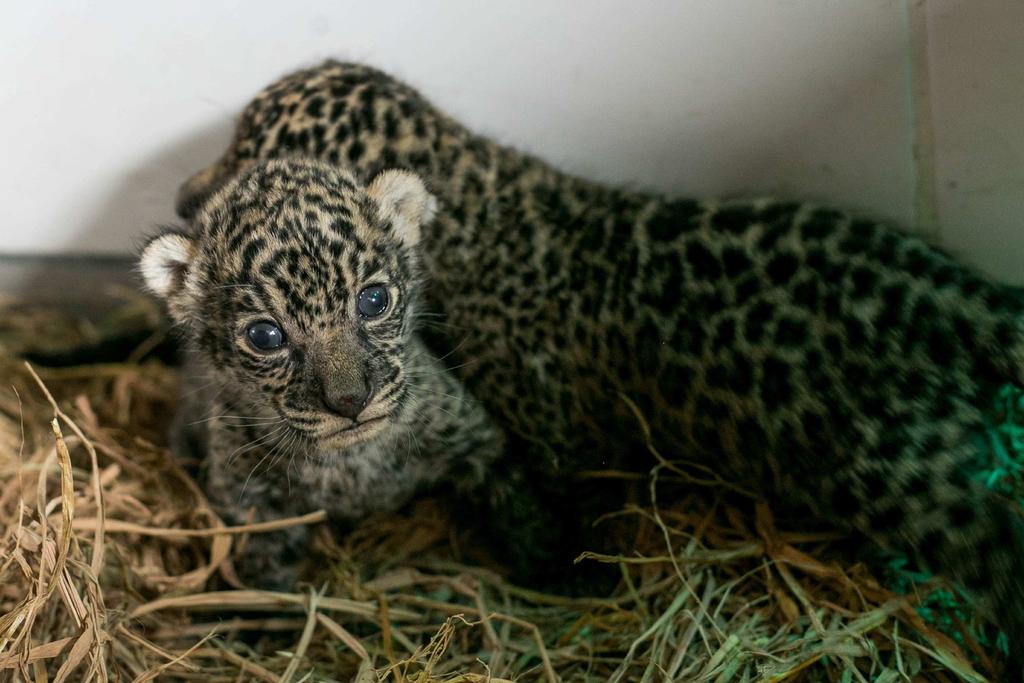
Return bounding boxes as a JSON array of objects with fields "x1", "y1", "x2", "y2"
[
  {"x1": 366, "y1": 169, "x2": 437, "y2": 247},
  {"x1": 139, "y1": 231, "x2": 195, "y2": 302}
]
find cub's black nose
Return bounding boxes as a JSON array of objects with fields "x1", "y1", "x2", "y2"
[{"x1": 322, "y1": 381, "x2": 372, "y2": 420}]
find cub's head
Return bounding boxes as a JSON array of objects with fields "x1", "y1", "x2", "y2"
[{"x1": 140, "y1": 158, "x2": 436, "y2": 448}]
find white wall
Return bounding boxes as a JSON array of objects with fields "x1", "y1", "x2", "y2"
[{"x1": 2, "y1": 1, "x2": 1023, "y2": 282}]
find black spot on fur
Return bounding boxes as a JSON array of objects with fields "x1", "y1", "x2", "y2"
[
  {"x1": 932, "y1": 265, "x2": 960, "y2": 288},
  {"x1": 730, "y1": 355, "x2": 755, "y2": 394},
  {"x1": 646, "y1": 199, "x2": 703, "y2": 241},
  {"x1": 757, "y1": 222, "x2": 790, "y2": 251},
  {"x1": 800, "y1": 209, "x2": 841, "y2": 241},
  {"x1": 839, "y1": 230, "x2": 873, "y2": 256},
  {"x1": 927, "y1": 326, "x2": 957, "y2": 365},
  {"x1": 903, "y1": 249, "x2": 932, "y2": 277},
  {"x1": 329, "y1": 100, "x2": 346, "y2": 121},
  {"x1": 704, "y1": 362, "x2": 729, "y2": 390},
  {"x1": 733, "y1": 275, "x2": 761, "y2": 304},
  {"x1": 347, "y1": 140, "x2": 365, "y2": 162},
  {"x1": 948, "y1": 502, "x2": 976, "y2": 528},
  {"x1": 823, "y1": 291, "x2": 842, "y2": 318},
  {"x1": 819, "y1": 331, "x2": 843, "y2": 360},
  {"x1": 850, "y1": 266, "x2": 879, "y2": 299},
  {"x1": 685, "y1": 241, "x2": 722, "y2": 280},
  {"x1": 917, "y1": 530, "x2": 945, "y2": 567},
  {"x1": 766, "y1": 252, "x2": 799, "y2": 286},
  {"x1": 743, "y1": 301, "x2": 774, "y2": 344},
  {"x1": 800, "y1": 411, "x2": 825, "y2": 441},
  {"x1": 805, "y1": 249, "x2": 828, "y2": 273},
  {"x1": 759, "y1": 202, "x2": 801, "y2": 225},
  {"x1": 721, "y1": 247, "x2": 753, "y2": 279},
  {"x1": 876, "y1": 283, "x2": 909, "y2": 329},
  {"x1": 671, "y1": 323, "x2": 707, "y2": 356},
  {"x1": 774, "y1": 316, "x2": 808, "y2": 347},
  {"x1": 760, "y1": 356, "x2": 793, "y2": 405},
  {"x1": 305, "y1": 97, "x2": 325, "y2": 117},
  {"x1": 714, "y1": 316, "x2": 737, "y2": 348},
  {"x1": 792, "y1": 278, "x2": 821, "y2": 311},
  {"x1": 712, "y1": 204, "x2": 756, "y2": 235},
  {"x1": 842, "y1": 317, "x2": 869, "y2": 349}
]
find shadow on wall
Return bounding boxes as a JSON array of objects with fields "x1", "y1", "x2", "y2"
[
  {"x1": 4, "y1": 54, "x2": 912, "y2": 308},
  {"x1": 5, "y1": 118, "x2": 235, "y2": 310},
  {"x1": 5, "y1": 38, "x2": 918, "y2": 307}
]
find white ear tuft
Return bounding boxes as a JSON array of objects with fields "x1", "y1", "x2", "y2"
[
  {"x1": 139, "y1": 232, "x2": 195, "y2": 299},
  {"x1": 366, "y1": 169, "x2": 436, "y2": 246}
]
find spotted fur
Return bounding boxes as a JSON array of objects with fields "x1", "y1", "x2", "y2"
[
  {"x1": 142, "y1": 160, "x2": 501, "y2": 586},
  {"x1": 176, "y1": 61, "x2": 1024, "y2": 667}
]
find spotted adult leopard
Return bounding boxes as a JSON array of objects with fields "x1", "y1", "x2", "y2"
[
  {"x1": 141, "y1": 161, "x2": 501, "y2": 587},
  {"x1": 175, "y1": 61, "x2": 1024, "y2": 668}
]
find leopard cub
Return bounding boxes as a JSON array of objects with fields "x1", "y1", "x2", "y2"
[{"x1": 140, "y1": 160, "x2": 500, "y2": 587}]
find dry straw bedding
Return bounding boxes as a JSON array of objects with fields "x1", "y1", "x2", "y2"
[{"x1": 0, "y1": 292, "x2": 1013, "y2": 681}]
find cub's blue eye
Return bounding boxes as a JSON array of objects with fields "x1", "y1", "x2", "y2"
[
  {"x1": 357, "y1": 285, "x2": 389, "y2": 318},
  {"x1": 246, "y1": 321, "x2": 285, "y2": 351}
]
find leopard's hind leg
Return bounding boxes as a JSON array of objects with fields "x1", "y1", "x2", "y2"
[{"x1": 822, "y1": 381, "x2": 1024, "y2": 677}]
